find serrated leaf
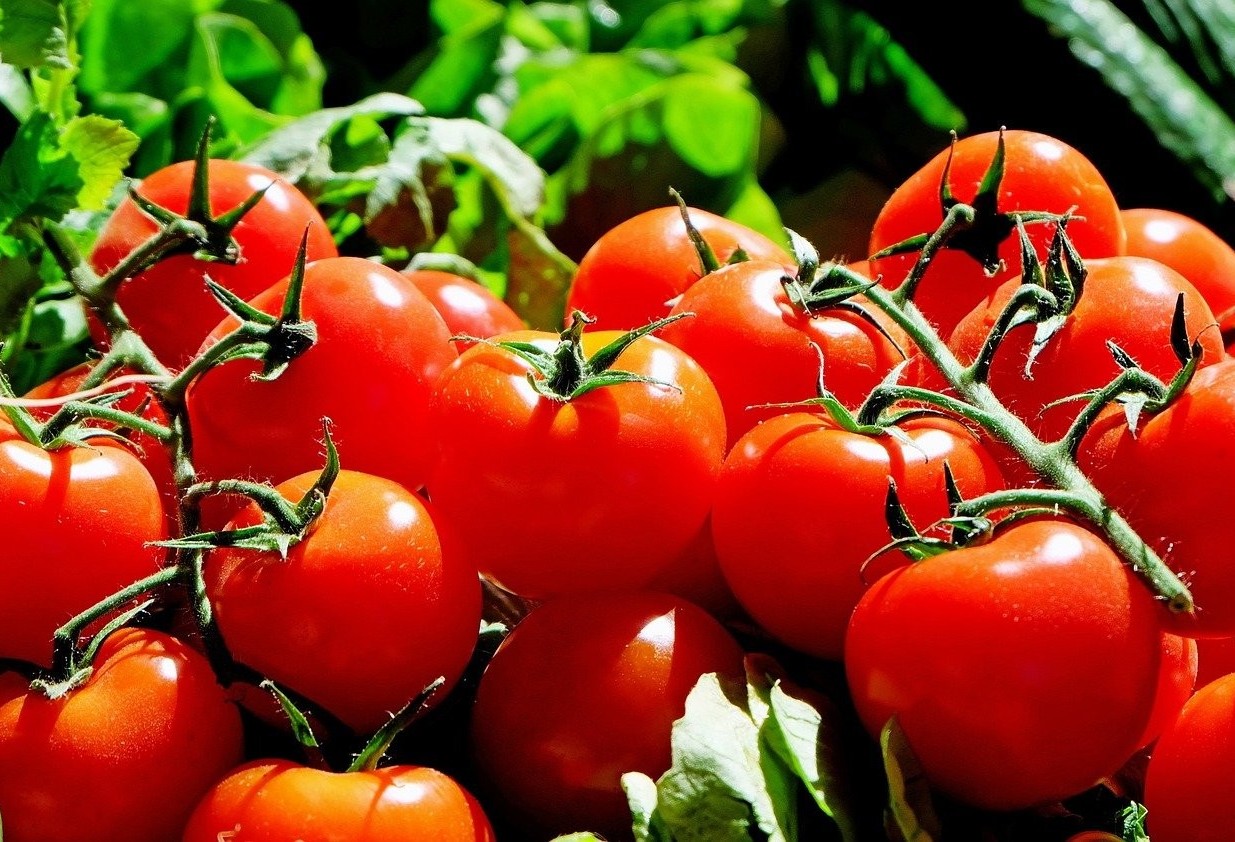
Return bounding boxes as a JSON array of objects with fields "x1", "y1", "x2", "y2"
[
  {"x1": 413, "y1": 115, "x2": 544, "y2": 218},
  {"x1": 623, "y1": 772, "x2": 666, "y2": 842},
  {"x1": 0, "y1": 0, "x2": 71, "y2": 70},
  {"x1": 881, "y1": 718, "x2": 941, "y2": 842},
  {"x1": 237, "y1": 92, "x2": 426, "y2": 181},
  {"x1": 1022, "y1": 0, "x2": 1235, "y2": 202},
  {"x1": 59, "y1": 114, "x2": 139, "y2": 210},
  {"x1": 0, "y1": 109, "x2": 83, "y2": 231},
  {"x1": 363, "y1": 124, "x2": 455, "y2": 250},
  {"x1": 1122, "y1": 801, "x2": 1150, "y2": 842}
]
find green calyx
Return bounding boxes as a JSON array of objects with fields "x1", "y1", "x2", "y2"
[{"x1": 495, "y1": 310, "x2": 687, "y2": 401}]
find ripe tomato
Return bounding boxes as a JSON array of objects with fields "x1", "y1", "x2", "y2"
[
  {"x1": 869, "y1": 129, "x2": 1125, "y2": 336},
  {"x1": 186, "y1": 256, "x2": 458, "y2": 501},
  {"x1": 1135, "y1": 632, "x2": 1197, "y2": 751},
  {"x1": 1195, "y1": 635, "x2": 1235, "y2": 689},
  {"x1": 402, "y1": 268, "x2": 525, "y2": 350},
  {"x1": 712, "y1": 411, "x2": 1004, "y2": 660},
  {"x1": 0, "y1": 420, "x2": 167, "y2": 666},
  {"x1": 469, "y1": 591, "x2": 744, "y2": 839},
  {"x1": 1079, "y1": 358, "x2": 1235, "y2": 637},
  {"x1": 0, "y1": 628, "x2": 243, "y2": 842},
  {"x1": 205, "y1": 469, "x2": 481, "y2": 734},
  {"x1": 564, "y1": 205, "x2": 793, "y2": 331},
  {"x1": 1122, "y1": 207, "x2": 1235, "y2": 327},
  {"x1": 88, "y1": 159, "x2": 338, "y2": 370},
  {"x1": 182, "y1": 759, "x2": 495, "y2": 841},
  {"x1": 426, "y1": 328, "x2": 726, "y2": 599},
  {"x1": 947, "y1": 255, "x2": 1225, "y2": 442},
  {"x1": 656, "y1": 259, "x2": 911, "y2": 447},
  {"x1": 845, "y1": 519, "x2": 1163, "y2": 811},
  {"x1": 23, "y1": 362, "x2": 177, "y2": 524},
  {"x1": 1143, "y1": 672, "x2": 1235, "y2": 842}
]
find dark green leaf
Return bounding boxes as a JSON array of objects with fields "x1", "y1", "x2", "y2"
[
  {"x1": 78, "y1": 0, "x2": 196, "y2": 94},
  {"x1": 1022, "y1": 0, "x2": 1235, "y2": 202},
  {"x1": 0, "y1": 110, "x2": 83, "y2": 230}
]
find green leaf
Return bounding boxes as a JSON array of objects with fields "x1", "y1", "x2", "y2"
[
  {"x1": 548, "y1": 834, "x2": 607, "y2": 842},
  {"x1": 59, "y1": 114, "x2": 139, "y2": 210},
  {"x1": 77, "y1": 0, "x2": 199, "y2": 95},
  {"x1": 661, "y1": 74, "x2": 758, "y2": 177},
  {"x1": 1121, "y1": 801, "x2": 1150, "y2": 842},
  {"x1": 1022, "y1": 0, "x2": 1235, "y2": 202},
  {"x1": 237, "y1": 91, "x2": 425, "y2": 180},
  {"x1": 408, "y1": 0, "x2": 504, "y2": 116},
  {"x1": 624, "y1": 772, "x2": 670, "y2": 842},
  {"x1": 363, "y1": 123, "x2": 455, "y2": 250},
  {"x1": 653, "y1": 672, "x2": 794, "y2": 842},
  {"x1": 0, "y1": 64, "x2": 34, "y2": 121},
  {"x1": 881, "y1": 717, "x2": 941, "y2": 842},
  {"x1": 0, "y1": 0, "x2": 71, "y2": 70},
  {"x1": 0, "y1": 109, "x2": 82, "y2": 230},
  {"x1": 747, "y1": 659, "x2": 861, "y2": 842}
]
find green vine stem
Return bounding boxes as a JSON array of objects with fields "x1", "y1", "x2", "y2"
[
  {"x1": 853, "y1": 220, "x2": 1194, "y2": 614},
  {"x1": 348, "y1": 677, "x2": 445, "y2": 773}
]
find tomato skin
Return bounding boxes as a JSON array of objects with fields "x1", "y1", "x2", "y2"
[
  {"x1": 947, "y1": 255, "x2": 1226, "y2": 442},
  {"x1": 0, "y1": 421, "x2": 167, "y2": 666},
  {"x1": 0, "y1": 628, "x2": 243, "y2": 842},
  {"x1": 565, "y1": 205, "x2": 793, "y2": 331},
  {"x1": 403, "y1": 269, "x2": 525, "y2": 350},
  {"x1": 186, "y1": 257, "x2": 458, "y2": 500},
  {"x1": 845, "y1": 519, "x2": 1163, "y2": 811},
  {"x1": 1143, "y1": 673, "x2": 1235, "y2": 842},
  {"x1": 869, "y1": 129, "x2": 1125, "y2": 336},
  {"x1": 1122, "y1": 207, "x2": 1235, "y2": 326},
  {"x1": 1136, "y1": 632, "x2": 1198, "y2": 750},
  {"x1": 205, "y1": 469, "x2": 480, "y2": 733},
  {"x1": 426, "y1": 329, "x2": 727, "y2": 599},
  {"x1": 469, "y1": 591, "x2": 744, "y2": 840},
  {"x1": 182, "y1": 759, "x2": 495, "y2": 842},
  {"x1": 1079, "y1": 358, "x2": 1235, "y2": 637},
  {"x1": 1195, "y1": 635, "x2": 1235, "y2": 689},
  {"x1": 657, "y1": 260, "x2": 911, "y2": 447},
  {"x1": 713, "y1": 411, "x2": 1004, "y2": 660},
  {"x1": 88, "y1": 159, "x2": 337, "y2": 370}
]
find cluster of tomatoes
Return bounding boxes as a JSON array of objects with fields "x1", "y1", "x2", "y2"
[{"x1": 3, "y1": 126, "x2": 1235, "y2": 842}]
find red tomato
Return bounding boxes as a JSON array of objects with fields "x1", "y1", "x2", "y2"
[
  {"x1": 0, "y1": 420, "x2": 167, "y2": 666},
  {"x1": 1079, "y1": 358, "x2": 1235, "y2": 637},
  {"x1": 88, "y1": 159, "x2": 338, "y2": 369},
  {"x1": 1122, "y1": 207, "x2": 1235, "y2": 327},
  {"x1": 186, "y1": 257, "x2": 458, "y2": 501},
  {"x1": 403, "y1": 269, "x2": 524, "y2": 350},
  {"x1": 1135, "y1": 632, "x2": 1198, "y2": 750},
  {"x1": 845, "y1": 519, "x2": 1164, "y2": 811},
  {"x1": 426, "y1": 329, "x2": 727, "y2": 599},
  {"x1": 869, "y1": 129, "x2": 1125, "y2": 337},
  {"x1": 0, "y1": 628, "x2": 243, "y2": 842},
  {"x1": 947, "y1": 255, "x2": 1225, "y2": 442},
  {"x1": 23, "y1": 362, "x2": 177, "y2": 525},
  {"x1": 1195, "y1": 635, "x2": 1235, "y2": 689},
  {"x1": 565, "y1": 205, "x2": 793, "y2": 330},
  {"x1": 657, "y1": 259, "x2": 911, "y2": 447},
  {"x1": 645, "y1": 517, "x2": 743, "y2": 621},
  {"x1": 469, "y1": 591, "x2": 744, "y2": 839},
  {"x1": 1144, "y1": 672, "x2": 1235, "y2": 842},
  {"x1": 712, "y1": 411, "x2": 1004, "y2": 660},
  {"x1": 205, "y1": 469, "x2": 480, "y2": 734},
  {"x1": 182, "y1": 759, "x2": 494, "y2": 841}
]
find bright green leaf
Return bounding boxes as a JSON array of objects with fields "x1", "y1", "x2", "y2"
[
  {"x1": 623, "y1": 771, "x2": 667, "y2": 842},
  {"x1": 0, "y1": 109, "x2": 83, "y2": 231},
  {"x1": 881, "y1": 717, "x2": 942, "y2": 842},
  {"x1": 78, "y1": 0, "x2": 198, "y2": 94},
  {"x1": 59, "y1": 114, "x2": 139, "y2": 209},
  {"x1": 0, "y1": 0, "x2": 70, "y2": 69},
  {"x1": 661, "y1": 74, "x2": 758, "y2": 177},
  {"x1": 412, "y1": 115, "x2": 544, "y2": 218},
  {"x1": 0, "y1": 63, "x2": 34, "y2": 120}
]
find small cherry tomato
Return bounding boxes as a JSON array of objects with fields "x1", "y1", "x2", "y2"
[
  {"x1": 1122, "y1": 207, "x2": 1235, "y2": 327},
  {"x1": 403, "y1": 268, "x2": 525, "y2": 350}
]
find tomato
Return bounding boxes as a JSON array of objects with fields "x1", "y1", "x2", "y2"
[
  {"x1": 845, "y1": 519, "x2": 1164, "y2": 811},
  {"x1": 0, "y1": 628, "x2": 243, "y2": 842},
  {"x1": 869, "y1": 129, "x2": 1125, "y2": 337},
  {"x1": 425, "y1": 328, "x2": 726, "y2": 599},
  {"x1": 645, "y1": 517, "x2": 743, "y2": 621},
  {"x1": 1143, "y1": 672, "x2": 1235, "y2": 842},
  {"x1": 0, "y1": 420, "x2": 167, "y2": 666},
  {"x1": 564, "y1": 205, "x2": 793, "y2": 331},
  {"x1": 1195, "y1": 635, "x2": 1235, "y2": 689},
  {"x1": 186, "y1": 256, "x2": 458, "y2": 503},
  {"x1": 712, "y1": 411, "x2": 1004, "y2": 660},
  {"x1": 656, "y1": 259, "x2": 911, "y2": 447},
  {"x1": 23, "y1": 362, "x2": 177, "y2": 525},
  {"x1": 182, "y1": 759, "x2": 494, "y2": 841},
  {"x1": 1079, "y1": 358, "x2": 1235, "y2": 637},
  {"x1": 402, "y1": 268, "x2": 525, "y2": 350},
  {"x1": 88, "y1": 159, "x2": 338, "y2": 370},
  {"x1": 1136, "y1": 632, "x2": 1198, "y2": 750},
  {"x1": 947, "y1": 255, "x2": 1225, "y2": 442},
  {"x1": 205, "y1": 469, "x2": 480, "y2": 734},
  {"x1": 1122, "y1": 207, "x2": 1235, "y2": 328},
  {"x1": 469, "y1": 591, "x2": 744, "y2": 839}
]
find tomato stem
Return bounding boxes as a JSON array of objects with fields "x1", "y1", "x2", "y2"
[{"x1": 348, "y1": 676, "x2": 445, "y2": 773}]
